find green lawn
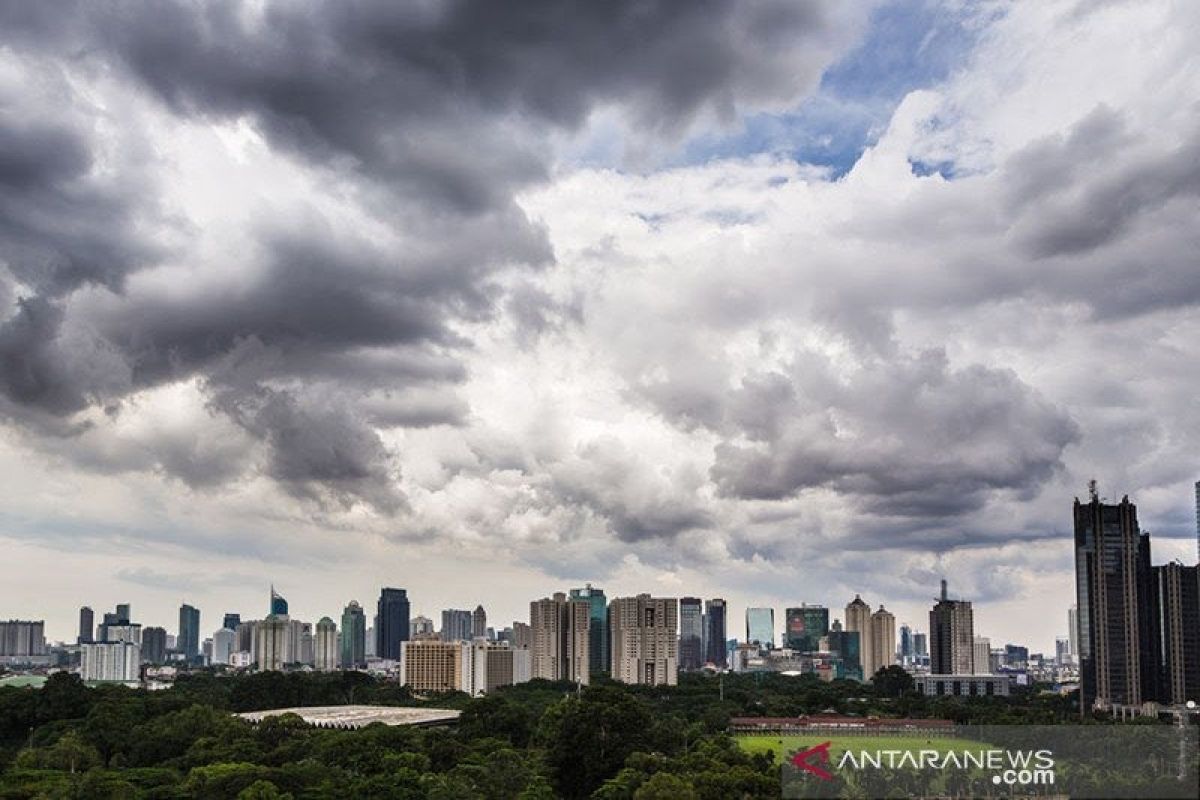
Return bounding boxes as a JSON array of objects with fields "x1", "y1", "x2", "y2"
[{"x1": 737, "y1": 734, "x2": 991, "y2": 761}]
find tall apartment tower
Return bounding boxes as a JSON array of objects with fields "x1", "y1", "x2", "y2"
[
  {"x1": 376, "y1": 588, "x2": 411, "y2": 661},
  {"x1": 255, "y1": 615, "x2": 289, "y2": 671},
  {"x1": 1074, "y1": 492, "x2": 1155, "y2": 713},
  {"x1": 314, "y1": 617, "x2": 338, "y2": 671},
  {"x1": 609, "y1": 594, "x2": 678, "y2": 686},
  {"x1": 929, "y1": 580, "x2": 974, "y2": 675},
  {"x1": 340, "y1": 601, "x2": 367, "y2": 669},
  {"x1": 1150, "y1": 562, "x2": 1199, "y2": 705},
  {"x1": 868, "y1": 606, "x2": 896, "y2": 678},
  {"x1": 471, "y1": 605, "x2": 487, "y2": 639},
  {"x1": 844, "y1": 595, "x2": 873, "y2": 678},
  {"x1": 1067, "y1": 606, "x2": 1078, "y2": 663},
  {"x1": 178, "y1": 604, "x2": 201, "y2": 660},
  {"x1": 529, "y1": 593, "x2": 590, "y2": 685},
  {"x1": 569, "y1": 585, "x2": 609, "y2": 675},
  {"x1": 78, "y1": 607, "x2": 94, "y2": 645},
  {"x1": 973, "y1": 636, "x2": 993, "y2": 675},
  {"x1": 141, "y1": 626, "x2": 167, "y2": 664},
  {"x1": 678, "y1": 597, "x2": 704, "y2": 670},
  {"x1": 705, "y1": 598, "x2": 727, "y2": 668}
]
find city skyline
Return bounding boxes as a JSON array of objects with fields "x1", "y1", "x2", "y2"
[{"x1": 1, "y1": 1, "x2": 1199, "y2": 658}]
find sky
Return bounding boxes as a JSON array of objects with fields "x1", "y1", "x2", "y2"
[{"x1": 1, "y1": 0, "x2": 1198, "y2": 655}]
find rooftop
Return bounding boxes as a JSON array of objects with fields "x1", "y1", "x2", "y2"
[{"x1": 235, "y1": 705, "x2": 460, "y2": 729}]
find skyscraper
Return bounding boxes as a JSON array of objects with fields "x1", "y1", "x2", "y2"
[
  {"x1": 81, "y1": 642, "x2": 139, "y2": 682},
  {"x1": 785, "y1": 605, "x2": 829, "y2": 653},
  {"x1": 255, "y1": 615, "x2": 288, "y2": 671},
  {"x1": 844, "y1": 595, "x2": 873, "y2": 676},
  {"x1": 141, "y1": 626, "x2": 167, "y2": 664},
  {"x1": 529, "y1": 593, "x2": 590, "y2": 684},
  {"x1": 178, "y1": 604, "x2": 200, "y2": 661},
  {"x1": 78, "y1": 607, "x2": 94, "y2": 645},
  {"x1": 340, "y1": 601, "x2": 367, "y2": 669},
  {"x1": 1074, "y1": 492, "x2": 1155, "y2": 713},
  {"x1": 471, "y1": 605, "x2": 487, "y2": 639},
  {"x1": 569, "y1": 585, "x2": 609, "y2": 675},
  {"x1": 899, "y1": 624, "x2": 913, "y2": 662},
  {"x1": 410, "y1": 615, "x2": 434, "y2": 636},
  {"x1": 223, "y1": 613, "x2": 242, "y2": 632},
  {"x1": 973, "y1": 636, "x2": 992, "y2": 675},
  {"x1": 270, "y1": 587, "x2": 289, "y2": 616},
  {"x1": 913, "y1": 632, "x2": 928, "y2": 658},
  {"x1": 826, "y1": 619, "x2": 862, "y2": 680},
  {"x1": 868, "y1": 606, "x2": 895, "y2": 678},
  {"x1": 745, "y1": 607, "x2": 775, "y2": 649},
  {"x1": 705, "y1": 598, "x2": 727, "y2": 667},
  {"x1": 1195, "y1": 480, "x2": 1199, "y2": 561},
  {"x1": 610, "y1": 594, "x2": 678, "y2": 686},
  {"x1": 315, "y1": 617, "x2": 338, "y2": 672},
  {"x1": 929, "y1": 580, "x2": 974, "y2": 675},
  {"x1": 440, "y1": 609, "x2": 473, "y2": 641},
  {"x1": 1067, "y1": 606, "x2": 1078, "y2": 663},
  {"x1": 1150, "y1": 561, "x2": 1199, "y2": 705},
  {"x1": 678, "y1": 597, "x2": 704, "y2": 670},
  {"x1": 376, "y1": 588, "x2": 411, "y2": 661}
]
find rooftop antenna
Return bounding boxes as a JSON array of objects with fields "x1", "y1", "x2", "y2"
[{"x1": 1088, "y1": 479, "x2": 1098, "y2": 502}]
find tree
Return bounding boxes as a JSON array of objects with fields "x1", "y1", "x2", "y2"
[
  {"x1": 634, "y1": 772, "x2": 697, "y2": 800},
  {"x1": 871, "y1": 665, "x2": 915, "y2": 698},
  {"x1": 536, "y1": 686, "x2": 653, "y2": 799},
  {"x1": 238, "y1": 779, "x2": 294, "y2": 799}
]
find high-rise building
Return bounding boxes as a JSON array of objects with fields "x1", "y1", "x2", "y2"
[
  {"x1": 844, "y1": 595, "x2": 873, "y2": 676},
  {"x1": 1067, "y1": 606, "x2": 1078, "y2": 663},
  {"x1": 705, "y1": 599, "x2": 727, "y2": 667},
  {"x1": 868, "y1": 606, "x2": 895, "y2": 678},
  {"x1": 899, "y1": 624, "x2": 913, "y2": 662},
  {"x1": 1004, "y1": 644, "x2": 1029, "y2": 670},
  {"x1": 471, "y1": 605, "x2": 487, "y2": 639},
  {"x1": 270, "y1": 587, "x2": 289, "y2": 616},
  {"x1": 512, "y1": 621, "x2": 531, "y2": 650},
  {"x1": 235, "y1": 621, "x2": 257, "y2": 658},
  {"x1": 826, "y1": 619, "x2": 862, "y2": 680},
  {"x1": 913, "y1": 632, "x2": 928, "y2": 658},
  {"x1": 0, "y1": 621, "x2": 47, "y2": 663},
  {"x1": 470, "y1": 641, "x2": 532, "y2": 697},
  {"x1": 1150, "y1": 562, "x2": 1199, "y2": 705},
  {"x1": 410, "y1": 616, "x2": 434, "y2": 637},
  {"x1": 973, "y1": 636, "x2": 992, "y2": 675},
  {"x1": 1074, "y1": 492, "x2": 1155, "y2": 713},
  {"x1": 223, "y1": 613, "x2": 242, "y2": 632},
  {"x1": 141, "y1": 626, "x2": 168, "y2": 664},
  {"x1": 255, "y1": 615, "x2": 289, "y2": 672},
  {"x1": 400, "y1": 639, "x2": 471, "y2": 694},
  {"x1": 315, "y1": 617, "x2": 339, "y2": 672},
  {"x1": 529, "y1": 593, "x2": 590, "y2": 684},
  {"x1": 340, "y1": 601, "x2": 367, "y2": 669},
  {"x1": 78, "y1": 607, "x2": 94, "y2": 645},
  {"x1": 1055, "y1": 637, "x2": 1070, "y2": 666},
  {"x1": 785, "y1": 605, "x2": 829, "y2": 653},
  {"x1": 440, "y1": 609, "x2": 473, "y2": 642},
  {"x1": 81, "y1": 641, "x2": 139, "y2": 682},
  {"x1": 115, "y1": 604, "x2": 131, "y2": 623},
  {"x1": 569, "y1": 585, "x2": 609, "y2": 675},
  {"x1": 609, "y1": 595, "x2": 678, "y2": 686},
  {"x1": 376, "y1": 588, "x2": 411, "y2": 661},
  {"x1": 212, "y1": 628, "x2": 235, "y2": 665},
  {"x1": 178, "y1": 604, "x2": 200, "y2": 661},
  {"x1": 1195, "y1": 480, "x2": 1199, "y2": 561},
  {"x1": 745, "y1": 607, "x2": 775, "y2": 649},
  {"x1": 929, "y1": 579, "x2": 974, "y2": 676},
  {"x1": 678, "y1": 597, "x2": 704, "y2": 670}
]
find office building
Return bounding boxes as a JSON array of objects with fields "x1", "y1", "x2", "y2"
[
  {"x1": 440, "y1": 609, "x2": 473, "y2": 642},
  {"x1": 255, "y1": 615, "x2": 289, "y2": 672},
  {"x1": 0, "y1": 620, "x2": 46, "y2": 664},
  {"x1": 78, "y1": 607, "x2": 94, "y2": 645},
  {"x1": 376, "y1": 588, "x2": 410, "y2": 661},
  {"x1": 178, "y1": 604, "x2": 201, "y2": 661},
  {"x1": 679, "y1": 597, "x2": 704, "y2": 670},
  {"x1": 899, "y1": 624, "x2": 912, "y2": 662},
  {"x1": 81, "y1": 641, "x2": 140, "y2": 682},
  {"x1": 973, "y1": 636, "x2": 992, "y2": 675},
  {"x1": 745, "y1": 607, "x2": 775, "y2": 649},
  {"x1": 471, "y1": 605, "x2": 487, "y2": 639},
  {"x1": 470, "y1": 641, "x2": 532, "y2": 696},
  {"x1": 705, "y1": 599, "x2": 727, "y2": 667},
  {"x1": 1004, "y1": 644, "x2": 1029, "y2": 670},
  {"x1": 315, "y1": 617, "x2": 338, "y2": 672},
  {"x1": 142, "y1": 626, "x2": 167, "y2": 664},
  {"x1": 569, "y1": 585, "x2": 609, "y2": 675},
  {"x1": 270, "y1": 587, "x2": 289, "y2": 616},
  {"x1": 530, "y1": 593, "x2": 591, "y2": 684},
  {"x1": 785, "y1": 605, "x2": 829, "y2": 653},
  {"x1": 609, "y1": 594, "x2": 678, "y2": 686},
  {"x1": 235, "y1": 621, "x2": 257, "y2": 657},
  {"x1": 1074, "y1": 492, "x2": 1155, "y2": 712},
  {"x1": 212, "y1": 628, "x2": 235, "y2": 665},
  {"x1": 1067, "y1": 606, "x2": 1078, "y2": 663},
  {"x1": 930, "y1": 580, "x2": 974, "y2": 676},
  {"x1": 826, "y1": 619, "x2": 862, "y2": 680},
  {"x1": 1150, "y1": 562, "x2": 1199, "y2": 705},
  {"x1": 1055, "y1": 637, "x2": 1070, "y2": 666},
  {"x1": 913, "y1": 632, "x2": 928, "y2": 658},
  {"x1": 410, "y1": 616, "x2": 434, "y2": 637},
  {"x1": 868, "y1": 606, "x2": 895, "y2": 678},
  {"x1": 400, "y1": 639, "x2": 470, "y2": 694},
  {"x1": 223, "y1": 613, "x2": 242, "y2": 632},
  {"x1": 340, "y1": 601, "x2": 367, "y2": 669}
]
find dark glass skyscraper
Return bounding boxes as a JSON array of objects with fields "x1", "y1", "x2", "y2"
[
  {"x1": 270, "y1": 587, "x2": 289, "y2": 616},
  {"x1": 178, "y1": 604, "x2": 200, "y2": 660},
  {"x1": 679, "y1": 597, "x2": 703, "y2": 670},
  {"x1": 1150, "y1": 562, "x2": 1199, "y2": 705},
  {"x1": 142, "y1": 626, "x2": 167, "y2": 664},
  {"x1": 1074, "y1": 492, "x2": 1155, "y2": 714},
  {"x1": 78, "y1": 606, "x2": 93, "y2": 645},
  {"x1": 341, "y1": 601, "x2": 367, "y2": 668},
  {"x1": 705, "y1": 598, "x2": 727, "y2": 667},
  {"x1": 785, "y1": 605, "x2": 829, "y2": 652},
  {"x1": 376, "y1": 588, "x2": 410, "y2": 660},
  {"x1": 223, "y1": 613, "x2": 241, "y2": 632},
  {"x1": 569, "y1": 585, "x2": 609, "y2": 675}
]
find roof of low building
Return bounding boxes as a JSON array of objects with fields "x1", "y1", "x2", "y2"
[{"x1": 235, "y1": 705, "x2": 460, "y2": 729}]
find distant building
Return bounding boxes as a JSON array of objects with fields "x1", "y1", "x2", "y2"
[
  {"x1": 1055, "y1": 637, "x2": 1070, "y2": 666},
  {"x1": 914, "y1": 674, "x2": 1011, "y2": 697},
  {"x1": 400, "y1": 639, "x2": 470, "y2": 694},
  {"x1": 844, "y1": 596, "x2": 873, "y2": 677},
  {"x1": 973, "y1": 636, "x2": 992, "y2": 675},
  {"x1": 213, "y1": 628, "x2": 235, "y2": 665},
  {"x1": 377, "y1": 588, "x2": 410, "y2": 661},
  {"x1": 315, "y1": 617, "x2": 338, "y2": 672},
  {"x1": 826, "y1": 619, "x2": 862, "y2": 681},
  {"x1": 705, "y1": 598, "x2": 727, "y2": 668},
  {"x1": 745, "y1": 607, "x2": 775, "y2": 649},
  {"x1": 899, "y1": 624, "x2": 913, "y2": 662},
  {"x1": 270, "y1": 587, "x2": 289, "y2": 616},
  {"x1": 255, "y1": 615, "x2": 289, "y2": 672},
  {"x1": 470, "y1": 641, "x2": 532, "y2": 696},
  {"x1": 410, "y1": 616, "x2": 434, "y2": 637},
  {"x1": 913, "y1": 631, "x2": 928, "y2": 658},
  {"x1": 530, "y1": 593, "x2": 590, "y2": 685},
  {"x1": 1151, "y1": 561, "x2": 1199, "y2": 704},
  {"x1": 930, "y1": 580, "x2": 974, "y2": 676},
  {"x1": 679, "y1": 597, "x2": 704, "y2": 670},
  {"x1": 1067, "y1": 606, "x2": 1078, "y2": 663},
  {"x1": 609, "y1": 594, "x2": 677, "y2": 686},
  {"x1": 440, "y1": 609, "x2": 473, "y2": 642},
  {"x1": 1004, "y1": 644, "x2": 1029, "y2": 670},
  {"x1": 81, "y1": 641, "x2": 140, "y2": 682},
  {"x1": 569, "y1": 585, "x2": 609, "y2": 675},
  {"x1": 103, "y1": 623, "x2": 142, "y2": 646},
  {"x1": 0, "y1": 620, "x2": 47, "y2": 665},
  {"x1": 786, "y1": 605, "x2": 829, "y2": 653},
  {"x1": 223, "y1": 613, "x2": 242, "y2": 632},
  {"x1": 78, "y1": 607, "x2": 94, "y2": 645},
  {"x1": 340, "y1": 602, "x2": 367, "y2": 669},
  {"x1": 142, "y1": 626, "x2": 168, "y2": 664},
  {"x1": 869, "y1": 606, "x2": 896, "y2": 678},
  {"x1": 512, "y1": 621, "x2": 531, "y2": 650},
  {"x1": 470, "y1": 605, "x2": 487, "y2": 639},
  {"x1": 178, "y1": 604, "x2": 201, "y2": 661}
]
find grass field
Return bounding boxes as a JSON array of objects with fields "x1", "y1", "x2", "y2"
[{"x1": 736, "y1": 734, "x2": 992, "y2": 762}]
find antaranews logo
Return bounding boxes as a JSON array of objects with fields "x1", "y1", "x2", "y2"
[{"x1": 787, "y1": 741, "x2": 1056, "y2": 787}]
